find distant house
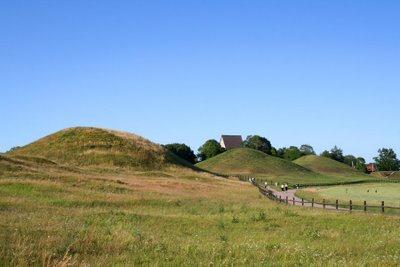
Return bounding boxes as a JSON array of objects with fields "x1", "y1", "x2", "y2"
[
  {"x1": 366, "y1": 163, "x2": 377, "y2": 173},
  {"x1": 220, "y1": 135, "x2": 243, "y2": 150}
]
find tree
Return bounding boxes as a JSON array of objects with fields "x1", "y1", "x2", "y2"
[
  {"x1": 274, "y1": 144, "x2": 314, "y2": 160},
  {"x1": 320, "y1": 150, "x2": 331, "y2": 158},
  {"x1": 283, "y1": 146, "x2": 302, "y2": 161},
  {"x1": 299, "y1": 144, "x2": 315, "y2": 156},
  {"x1": 320, "y1": 146, "x2": 345, "y2": 163},
  {"x1": 374, "y1": 148, "x2": 400, "y2": 171},
  {"x1": 329, "y1": 146, "x2": 344, "y2": 162},
  {"x1": 164, "y1": 143, "x2": 197, "y2": 164},
  {"x1": 343, "y1": 155, "x2": 357, "y2": 167},
  {"x1": 276, "y1": 147, "x2": 286, "y2": 158},
  {"x1": 343, "y1": 155, "x2": 367, "y2": 172},
  {"x1": 270, "y1": 147, "x2": 278, "y2": 157},
  {"x1": 197, "y1": 139, "x2": 225, "y2": 161},
  {"x1": 355, "y1": 157, "x2": 367, "y2": 172},
  {"x1": 242, "y1": 135, "x2": 272, "y2": 155}
]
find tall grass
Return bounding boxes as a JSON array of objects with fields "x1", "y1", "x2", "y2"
[{"x1": 2, "y1": 169, "x2": 400, "y2": 265}]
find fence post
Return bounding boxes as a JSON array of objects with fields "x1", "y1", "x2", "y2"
[
  {"x1": 312, "y1": 198, "x2": 314, "y2": 208},
  {"x1": 292, "y1": 197, "x2": 295, "y2": 205},
  {"x1": 285, "y1": 196, "x2": 288, "y2": 205},
  {"x1": 382, "y1": 201, "x2": 385, "y2": 213},
  {"x1": 336, "y1": 199, "x2": 338, "y2": 210},
  {"x1": 302, "y1": 198, "x2": 304, "y2": 206},
  {"x1": 323, "y1": 199, "x2": 325, "y2": 209},
  {"x1": 349, "y1": 200, "x2": 352, "y2": 211},
  {"x1": 364, "y1": 201, "x2": 367, "y2": 212}
]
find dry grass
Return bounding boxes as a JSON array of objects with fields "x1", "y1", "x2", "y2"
[
  {"x1": 2, "y1": 143, "x2": 400, "y2": 265},
  {"x1": 7, "y1": 127, "x2": 193, "y2": 170}
]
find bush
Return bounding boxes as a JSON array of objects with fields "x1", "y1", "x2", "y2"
[
  {"x1": 164, "y1": 143, "x2": 197, "y2": 164},
  {"x1": 320, "y1": 146, "x2": 344, "y2": 163},
  {"x1": 197, "y1": 140, "x2": 225, "y2": 161},
  {"x1": 275, "y1": 145, "x2": 315, "y2": 160},
  {"x1": 242, "y1": 135, "x2": 272, "y2": 155},
  {"x1": 374, "y1": 148, "x2": 400, "y2": 171}
]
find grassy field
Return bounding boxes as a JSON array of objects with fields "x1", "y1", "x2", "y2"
[
  {"x1": 2, "y1": 129, "x2": 400, "y2": 265},
  {"x1": 296, "y1": 183, "x2": 400, "y2": 208},
  {"x1": 196, "y1": 148, "x2": 373, "y2": 186},
  {"x1": 2, "y1": 158, "x2": 400, "y2": 265},
  {"x1": 294, "y1": 155, "x2": 370, "y2": 179}
]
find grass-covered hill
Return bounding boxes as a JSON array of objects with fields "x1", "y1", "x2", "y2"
[
  {"x1": 3, "y1": 132, "x2": 400, "y2": 265},
  {"x1": 370, "y1": 171, "x2": 400, "y2": 179},
  {"x1": 294, "y1": 155, "x2": 370, "y2": 179},
  {"x1": 195, "y1": 148, "x2": 325, "y2": 183},
  {"x1": 7, "y1": 127, "x2": 193, "y2": 171},
  {"x1": 3, "y1": 152, "x2": 400, "y2": 266}
]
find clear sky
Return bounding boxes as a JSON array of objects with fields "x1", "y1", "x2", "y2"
[{"x1": 1, "y1": 0, "x2": 399, "y2": 162}]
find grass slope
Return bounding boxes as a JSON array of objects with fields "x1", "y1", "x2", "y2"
[
  {"x1": 196, "y1": 148, "x2": 314, "y2": 177},
  {"x1": 2, "y1": 156, "x2": 400, "y2": 265},
  {"x1": 7, "y1": 127, "x2": 193, "y2": 171},
  {"x1": 371, "y1": 171, "x2": 400, "y2": 179},
  {"x1": 294, "y1": 155, "x2": 369, "y2": 179},
  {"x1": 196, "y1": 148, "x2": 327, "y2": 184}
]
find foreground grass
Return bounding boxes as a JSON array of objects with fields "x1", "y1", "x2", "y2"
[{"x1": 2, "y1": 163, "x2": 400, "y2": 265}]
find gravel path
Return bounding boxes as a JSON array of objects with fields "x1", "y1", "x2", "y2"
[{"x1": 262, "y1": 186, "x2": 340, "y2": 210}]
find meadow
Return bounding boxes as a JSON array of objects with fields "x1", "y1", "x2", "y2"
[
  {"x1": 2, "y1": 160, "x2": 400, "y2": 265},
  {"x1": 2, "y1": 127, "x2": 400, "y2": 266},
  {"x1": 296, "y1": 183, "x2": 400, "y2": 208}
]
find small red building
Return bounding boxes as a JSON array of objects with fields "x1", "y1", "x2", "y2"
[{"x1": 366, "y1": 163, "x2": 377, "y2": 173}]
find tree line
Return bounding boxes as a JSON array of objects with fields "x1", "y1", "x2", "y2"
[{"x1": 164, "y1": 135, "x2": 400, "y2": 172}]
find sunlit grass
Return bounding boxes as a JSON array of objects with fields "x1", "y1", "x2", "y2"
[
  {"x1": 2, "y1": 152, "x2": 400, "y2": 265},
  {"x1": 296, "y1": 183, "x2": 400, "y2": 207}
]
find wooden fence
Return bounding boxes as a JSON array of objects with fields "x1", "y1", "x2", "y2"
[
  {"x1": 227, "y1": 174, "x2": 400, "y2": 188},
  {"x1": 255, "y1": 182, "x2": 400, "y2": 215}
]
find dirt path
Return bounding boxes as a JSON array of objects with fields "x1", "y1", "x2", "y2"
[{"x1": 263, "y1": 186, "x2": 340, "y2": 210}]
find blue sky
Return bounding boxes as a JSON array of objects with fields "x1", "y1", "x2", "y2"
[{"x1": 1, "y1": 0, "x2": 399, "y2": 161}]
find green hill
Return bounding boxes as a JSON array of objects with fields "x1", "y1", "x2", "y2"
[
  {"x1": 370, "y1": 171, "x2": 400, "y2": 179},
  {"x1": 294, "y1": 155, "x2": 369, "y2": 178},
  {"x1": 7, "y1": 127, "x2": 193, "y2": 170},
  {"x1": 196, "y1": 148, "x2": 323, "y2": 183}
]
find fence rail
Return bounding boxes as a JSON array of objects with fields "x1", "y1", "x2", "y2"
[
  {"x1": 233, "y1": 174, "x2": 400, "y2": 189},
  {"x1": 254, "y1": 182, "x2": 400, "y2": 214}
]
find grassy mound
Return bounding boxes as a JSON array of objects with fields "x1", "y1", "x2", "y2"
[
  {"x1": 294, "y1": 155, "x2": 369, "y2": 178},
  {"x1": 370, "y1": 171, "x2": 400, "y2": 179},
  {"x1": 0, "y1": 155, "x2": 28, "y2": 174},
  {"x1": 3, "y1": 141, "x2": 400, "y2": 265},
  {"x1": 196, "y1": 148, "x2": 320, "y2": 182},
  {"x1": 7, "y1": 127, "x2": 193, "y2": 170}
]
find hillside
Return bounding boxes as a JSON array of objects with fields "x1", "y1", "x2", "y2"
[
  {"x1": 370, "y1": 171, "x2": 400, "y2": 179},
  {"x1": 2, "y1": 149, "x2": 400, "y2": 265},
  {"x1": 2, "y1": 134, "x2": 400, "y2": 265},
  {"x1": 196, "y1": 148, "x2": 323, "y2": 183},
  {"x1": 7, "y1": 127, "x2": 193, "y2": 170},
  {"x1": 294, "y1": 155, "x2": 369, "y2": 178}
]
